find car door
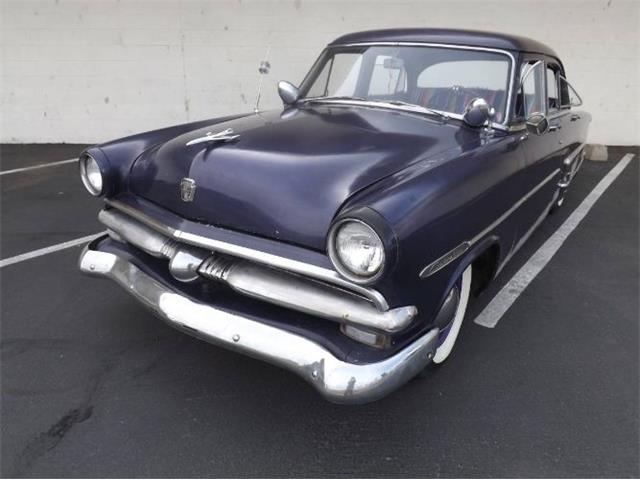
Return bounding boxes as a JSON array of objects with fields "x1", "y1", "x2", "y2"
[
  {"x1": 516, "y1": 56, "x2": 566, "y2": 239},
  {"x1": 555, "y1": 70, "x2": 591, "y2": 193},
  {"x1": 545, "y1": 59, "x2": 581, "y2": 170}
]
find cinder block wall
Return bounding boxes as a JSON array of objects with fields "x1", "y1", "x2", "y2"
[{"x1": 1, "y1": 0, "x2": 638, "y2": 144}]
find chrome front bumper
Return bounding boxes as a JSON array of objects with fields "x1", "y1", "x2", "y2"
[
  {"x1": 79, "y1": 243, "x2": 439, "y2": 404},
  {"x1": 99, "y1": 207, "x2": 417, "y2": 333}
]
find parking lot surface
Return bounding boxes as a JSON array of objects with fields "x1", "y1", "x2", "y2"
[{"x1": 1, "y1": 145, "x2": 638, "y2": 478}]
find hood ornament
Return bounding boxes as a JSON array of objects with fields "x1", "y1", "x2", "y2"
[
  {"x1": 186, "y1": 128, "x2": 239, "y2": 147},
  {"x1": 180, "y1": 178, "x2": 197, "y2": 202}
]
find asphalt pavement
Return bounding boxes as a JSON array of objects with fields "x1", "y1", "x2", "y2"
[{"x1": 1, "y1": 145, "x2": 638, "y2": 478}]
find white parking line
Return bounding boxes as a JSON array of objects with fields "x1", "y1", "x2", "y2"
[
  {"x1": 0, "y1": 232, "x2": 105, "y2": 268},
  {"x1": 474, "y1": 153, "x2": 635, "y2": 328},
  {"x1": 0, "y1": 158, "x2": 77, "y2": 176}
]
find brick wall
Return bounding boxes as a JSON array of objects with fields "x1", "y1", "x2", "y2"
[{"x1": 1, "y1": 0, "x2": 638, "y2": 144}]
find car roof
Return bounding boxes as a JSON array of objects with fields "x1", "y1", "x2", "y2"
[{"x1": 328, "y1": 28, "x2": 559, "y2": 58}]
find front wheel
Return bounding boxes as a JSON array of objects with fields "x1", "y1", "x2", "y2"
[{"x1": 433, "y1": 264, "x2": 473, "y2": 364}]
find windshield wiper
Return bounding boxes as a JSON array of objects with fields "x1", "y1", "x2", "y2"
[
  {"x1": 302, "y1": 97, "x2": 449, "y2": 121},
  {"x1": 303, "y1": 95, "x2": 367, "y2": 102},
  {"x1": 383, "y1": 100, "x2": 449, "y2": 121}
]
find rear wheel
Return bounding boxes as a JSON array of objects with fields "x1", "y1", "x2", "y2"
[{"x1": 433, "y1": 264, "x2": 473, "y2": 364}]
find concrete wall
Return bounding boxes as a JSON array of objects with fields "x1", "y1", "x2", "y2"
[{"x1": 1, "y1": 0, "x2": 638, "y2": 145}]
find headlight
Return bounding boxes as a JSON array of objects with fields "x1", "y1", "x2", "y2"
[
  {"x1": 329, "y1": 219, "x2": 385, "y2": 282},
  {"x1": 79, "y1": 154, "x2": 103, "y2": 196}
]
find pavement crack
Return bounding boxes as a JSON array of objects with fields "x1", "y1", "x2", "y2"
[
  {"x1": 10, "y1": 355, "x2": 117, "y2": 476},
  {"x1": 12, "y1": 406, "x2": 94, "y2": 476}
]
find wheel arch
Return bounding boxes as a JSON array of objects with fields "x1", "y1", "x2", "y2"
[
  {"x1": 442, "y1": 236, "x2": 501, "y2": 302},
  {"x1": 470, "y1": 241, "x2": 501, "y2": 296}
]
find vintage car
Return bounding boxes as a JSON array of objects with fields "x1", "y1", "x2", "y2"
[{"x1": 78, "y1": 29, "x2": 589, "y2": 403}]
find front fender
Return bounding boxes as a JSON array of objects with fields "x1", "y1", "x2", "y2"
[{"x1": 338, "y1": 132, "x2": 522, "y2": 331}]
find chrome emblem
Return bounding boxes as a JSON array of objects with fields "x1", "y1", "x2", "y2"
[
  {"x1": 180, "y1": 178, "x2": 197, "y2": 202},
  {"x1": 185, "y1": 128, "x2": 240, "y2": 146}
]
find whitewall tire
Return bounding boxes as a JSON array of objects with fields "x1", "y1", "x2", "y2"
[{"x1": 433, "y1": 264, "x2": 472, "y2": 364}]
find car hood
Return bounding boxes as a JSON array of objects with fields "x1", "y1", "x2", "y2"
[{"x1": 128, "y1": 106, "x2": 465, "y2": 250}]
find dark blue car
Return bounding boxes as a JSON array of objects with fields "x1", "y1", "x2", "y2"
[{"x1": 78, "y1": 29, "x2": 590, "y2": 403}]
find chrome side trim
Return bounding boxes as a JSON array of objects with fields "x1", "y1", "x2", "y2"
[
  {"x1": 330, "y1": 41, "x2": 517, "y2": 126},
  {"x1": 563, "y1": 143, "x2": 586, "y2": 166},
  {"x1": 470, "y1": 168, "x2": 561, "y2": 245},
  {"x1": 419, "y1": 168, "x2": 561, "y2": 278},
  {"x1": 79, "y1": 246, "x2": 439, "y2": 404},
  {"x1": 419, "y1": 241, "x2": 470, "y2": 278},
  {"x1": 105, "y1": 199, "x2": 389, "y2": 311},
  {"x1": 496, "y1": 191, "x2": 558, "y2": 275},
  {"x1": 558, "y1": 144, "x2": 586, "y2": 187}
]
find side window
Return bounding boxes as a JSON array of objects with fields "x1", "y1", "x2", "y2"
[
  {"x1": 368, "y1": 55, "x2": 407, "y2": 96},
  {"x1": 518, "y1": 60, "x2": 545, "y2": 118},
  {"x1": 546, "y1": 66, "x2": 560, "y2": 111},
  {"x1": 559, "y1": 76, "x2": 583, "y2": 108}
]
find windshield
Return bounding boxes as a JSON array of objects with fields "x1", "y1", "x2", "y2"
[{"x1": 300, "y1": 45, "x2": 511, "y2": 123}]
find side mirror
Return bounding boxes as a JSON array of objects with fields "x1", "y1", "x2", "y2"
[
  {"x1": 463, "y1": 98, "x2": 495, "y2": 127},
  {"x1": 278, "y1": 81, "x2": 300, "y2": 105},
  {"x1": 526, "y1": 113, "x2": 549, "y2": 135}
]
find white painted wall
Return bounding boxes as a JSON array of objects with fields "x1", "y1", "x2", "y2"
[{"x1": 1, "y1": 0, "x2": 638, "y2": 145}]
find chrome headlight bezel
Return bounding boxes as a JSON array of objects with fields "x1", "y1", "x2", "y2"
[
  {"x1": 79, "y1": 153, "x2": 104, "y2": 196},
  {"x1": 328, "y1": 218, "x2": 386, "y2": 284}
]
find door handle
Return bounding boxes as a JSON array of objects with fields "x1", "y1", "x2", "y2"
[
  {"x1": 570, "y1": 114, "x2": 581, "y2": 121},
  {"x1": 548, "y1": 124, "x2": 562, "y2": 132}
]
